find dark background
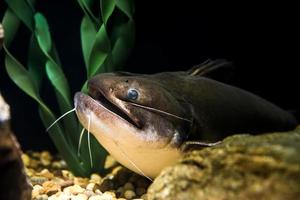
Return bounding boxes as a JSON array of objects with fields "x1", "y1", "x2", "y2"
[{"x1": 0, "y1": 1, "x2": 299, "y2": 151}]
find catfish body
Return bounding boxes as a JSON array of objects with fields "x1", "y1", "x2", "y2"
[{"x1": 74, "y1": 60, "x2": 297, "y2": 178}]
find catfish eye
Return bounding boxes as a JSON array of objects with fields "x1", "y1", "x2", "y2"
[{"x1": 127, "y1": 88, "x2": 139, "y2": 100}]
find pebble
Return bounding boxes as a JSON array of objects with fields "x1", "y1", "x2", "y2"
[
  {"x1": 104, "y1": 191, "x2": 116, "y2": 198},
  {"x1": 40, "y1": 151, "x2": 52, "y2": 166},
  {"x1": 99, "y1": 178, "x2": 114, "y2": 191},
  {"x1": 43, "y1": 181, "x2": 61, "y2": 196},
  {"x1": 124, "y1": 190, "x2": 136, "y2": 199},
  {"x1": 116, "y1": 187, "x2": 124, "y2": 197},
  {"x1": 73, "y1": 193, "x2": 89, "y2": 200},
  {"x1": 31, "y1": 176, "x2": 48, "y2": 185},
  {"x1": 74, "y1": 177, "x2": 89, "y2": 187},
  {"x1": 89, "y1": 192, "x2": 116, "y2": 200},
  {"x1": 140, "y1": 194, "x2": 149, "y2": 200},
  {"x1": 135, "y1": 187, "x2": 146, "y2": 196},
  {"x1": 22, "y1": 153, "x2": 31, "y2": 167},
  {"x1": 136, "y1": 179, "x2": 149, "y2": 188},
  {"x1": 84, "y1": 189, "x2": 95, "y2": 197},
  {"x1": 39, "y1": 169, "x2": 54, "y2": 179},
  {"x1": 51, "y1": 161, "x2": 63, "y2": 169},
  {"x1": 95, "y1": 189, "x2": 103, "y2": 195},
  {"x1": 86, "y1": 182, "x2": 101, "y2": 191},
  {"x1": 32, "y1": 185, "x2": 45, "y2": 199},
  {"x1": 90, "y1": 173, "x2": 102, "y2": 184},
  {"x1": 62, "y1": 169, "x2": 74, "y2": 179},
  {"x1": 123, "y1": 182, "x2": 134, "y2": 191},
  {"x1": 48, "y1": 192, "x2": 71, "y2": 200},
  {"x1": 25, "y1": 151, "x2": 151, "y2": 200},
  {"x1": 35, "y1": 194, "x2": 48, "y2": 200},
  {"x1": 29, "y1": 159, "x2": 39, "y2": 168},
  {"x1": 63, "y1": 185, "x2": 85, "y2": 195}
]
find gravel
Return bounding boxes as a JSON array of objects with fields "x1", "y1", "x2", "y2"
[{"x1": 23, "y1": 151, "x2": 150, "y2": 200}]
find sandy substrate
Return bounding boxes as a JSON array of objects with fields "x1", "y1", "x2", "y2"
[{"x1": 23, "y1": 151, "x2": 151, "y2": 200}]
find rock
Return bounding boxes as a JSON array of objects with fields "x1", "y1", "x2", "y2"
[
  {"x1": 148, "y1": 126, "x2": 300, "y2": 200},
  {"x1": 0, "y1": 93, "x2": 32, "y2": 200}
]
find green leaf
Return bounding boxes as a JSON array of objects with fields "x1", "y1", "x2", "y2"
[
  {"x1": 50, "y1": 43, "x2": 63, "y2": 67},
  {"x1": 101, "y1": 0, "x2": 115, "y2": 24},
  {"x1": 80, "y1": 16, "x2": 97, "y2": 69},
  {"x1": 111, "y1": 20, "x2": 135, "y2": 69},
  {"x1": 2, "y1": 9, "x2": 20, "y2": 47},
  {"x1": 4, "y1": 46, "x2": 41, "y2": 103},
  {"x1": 45, "y1": 60, "x2": 71, "y2": 103},
  {"x1": 34, "y1": 13, "x2": 52, "y2": 55},
  {"x1": 5, "y1": 0, "x2": 35, "y2": 31},
  {"x1": 28, "y1": 34, "x2": 46, "y2": 89},
  {"x1": 26, "y1": 0, "x2": 36, "y2": 12},
  {"x1": 88, "y1": 24, "x2": 110, "y2": 77},
  {"x1": 115, "y1": 0, "x2": 134, "y2": 20},
  {"x1": 77, "y1": 0, "x2": 100, "y2": 27}
]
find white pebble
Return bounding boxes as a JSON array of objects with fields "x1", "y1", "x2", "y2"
[
  {"x1": 72, "y1": 193, "x2": 89, "y2": 200},
  {"x1": 124, "y1": 190, "x2": 136, "y2": 199},
  {"x1": 63, "y1": 185, "x2": 85, "y2": 195},
  {"x1": 32, "y1": 184, "x2": 45, "y2": 198},
  {"x1": 35, "y1": 194, "x2": 48, "y2": 200}
]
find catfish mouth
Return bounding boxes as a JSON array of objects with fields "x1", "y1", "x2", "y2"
[{"x1": 88, "y1": 84, "x2": 140, "y2": 128}]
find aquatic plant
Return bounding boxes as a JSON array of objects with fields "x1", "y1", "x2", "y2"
[{"x1": 1, "y1": 0, "x2": 135, "y2": 176}]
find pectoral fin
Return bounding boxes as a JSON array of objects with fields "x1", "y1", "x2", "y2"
[{"x1": 180, "y1": 140, "x2": 221, "y2": 152}]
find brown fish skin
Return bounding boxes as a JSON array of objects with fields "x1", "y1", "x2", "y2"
[{"x1": 74, "y1": 60, "x2": 297, "y2": 178}]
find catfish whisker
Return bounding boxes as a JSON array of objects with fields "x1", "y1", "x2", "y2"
[
  {"x1": 46, "y1": 108, "x2": 76, "y2": 132},
  {"x1": 77, "y1": 127, "x2": 85, "y2": 156},
  {"x1": 114, "y1": 140, "x2": 153, "y2": 182},
  {"x1": 87, "y1": 114, "x2": 93, "y2": 168},
  {"x1": 127, "y1": 102, "x2": 192, "y2": 123}
]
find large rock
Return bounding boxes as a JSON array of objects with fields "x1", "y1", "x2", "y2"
[
  {"x1": 148, "y1": 126, "x2": 300, "y2": 200},
  {"x1": 0, "y1": 93, "x2": 32, "y2": 200}
]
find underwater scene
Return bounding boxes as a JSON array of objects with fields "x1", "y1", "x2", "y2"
[{"x1": 0, "y1": 1, "x2": 299, "y2": 200}]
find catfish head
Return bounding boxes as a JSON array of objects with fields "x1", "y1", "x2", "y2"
[{"x1": 74, "y1": 72, "x2": 193, "y2": 178}]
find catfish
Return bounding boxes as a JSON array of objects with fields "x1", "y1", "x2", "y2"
[{"x1": 74, "y1": 60, "x2": 297, "y2": 178}]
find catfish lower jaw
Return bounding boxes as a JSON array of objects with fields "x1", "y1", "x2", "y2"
[{"x1": 87, "y1": 86, "x2": 140, "y2": 128}]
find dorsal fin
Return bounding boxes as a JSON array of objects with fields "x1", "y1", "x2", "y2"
[{"x1": 188, "y1": 59, "x2": 233, "y2": 81}]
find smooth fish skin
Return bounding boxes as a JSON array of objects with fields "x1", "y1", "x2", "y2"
[{"x1": 74, "y1": 60, "x2": 297, "y2": 178}]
